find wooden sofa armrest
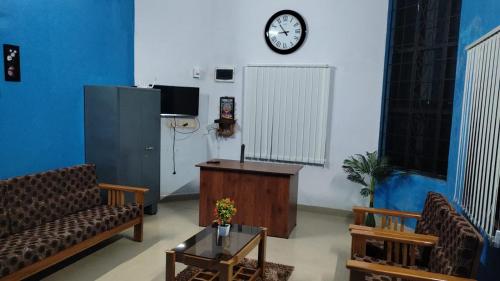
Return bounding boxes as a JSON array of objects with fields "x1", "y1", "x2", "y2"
[
  {"x1": 349, "y1": 224, "x2": 437, "y2": 240},
  {"x1": 353, "y1": 206, "x2": 422, "y2": 219},
  {"x1": 353, "y1": 206, "x2": 422, "y2": 231},
  {"x1": 351, "y1": 228, "x2": 438, "y2": 246},
  {"x1": 98, "y1": 183, "x2": 149, "y2": 207},
  {"x1": 98, "y1": 183, "x2": 149, "y2": 193},
  {"x1": 347, "y1": 260, "x2": 475, "y2": 281},
  {"x1": 98, "y1": 183, "x2": 148, "y2": 242},
  {"x1": 350, "y1": 228, "x2": 438, "y2": 266}
]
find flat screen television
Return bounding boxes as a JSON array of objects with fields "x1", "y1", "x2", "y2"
[{"x1": 154, "y1": 85, "x2": 199, "y2": 117}]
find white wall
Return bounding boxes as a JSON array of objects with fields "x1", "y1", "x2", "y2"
[{"x1": 135, "y1": 0, "x2": 389, "y2": 210}]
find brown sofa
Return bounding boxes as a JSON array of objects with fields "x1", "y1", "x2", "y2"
[
  {"x1": 347, "y1": 192, "x2": 483, "y2": 281},
  {"x1": 0, "y1": 164, "x2": 148, "y2": 280}
]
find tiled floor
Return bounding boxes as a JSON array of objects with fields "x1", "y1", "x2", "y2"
[{"x1": 41, "y1": 200, "x2": 351, "y2": 281}]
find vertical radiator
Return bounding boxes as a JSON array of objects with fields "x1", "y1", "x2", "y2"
[
  {"x1": 243, "y1": 65, "x2": 331, "y2": 165},
  {"x1": 455, "y1": 26, "x2": 500, "y2": 241}
]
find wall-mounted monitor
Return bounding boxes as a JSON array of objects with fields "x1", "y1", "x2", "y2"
[{"x1": 154, "y1": 85, "x2": 199, "y2": 117}]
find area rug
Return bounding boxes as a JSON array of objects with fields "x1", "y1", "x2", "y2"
[{"x1": 175, "y1": 258, "x2": 294, "y2": 281}]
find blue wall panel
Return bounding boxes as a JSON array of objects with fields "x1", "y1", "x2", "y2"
[
  {"x1": 0, "y1": 0, "x2": 134, "y2": 179},
  {"x1": 375, "y1": 173, "x2": 447, "y2": 227},
  {"x1": 452, "y1": 1, "x2": 500, "y2": 280},
  {"x1": 377, "y1": 0, "x2": 500, "y2": 279}
]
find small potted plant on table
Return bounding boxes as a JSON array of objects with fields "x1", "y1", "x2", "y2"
[{"x1": 214, "y1": 198, "x2": 237, "y2": 237}]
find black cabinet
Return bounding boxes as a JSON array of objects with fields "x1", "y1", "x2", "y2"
[{"x1": 84, "y1": 86, "x2": 161, "y2": 214}]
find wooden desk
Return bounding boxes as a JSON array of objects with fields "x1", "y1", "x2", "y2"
[{"x1": 196, "y1": 159, "x2": 302, "y2": 238}]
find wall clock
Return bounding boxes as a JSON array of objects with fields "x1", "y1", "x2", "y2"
[{"x1": 265, "y1": 10, "x2": 307, "y2": 54}]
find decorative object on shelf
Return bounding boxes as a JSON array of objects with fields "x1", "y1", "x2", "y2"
[
  {"x1": 3, "y1": 44, "x2": 21, "y2": 82},
  {"x1": 220, "y1": 96, "x2": 235, "y2": 120},
  {"x1": 265, "y1": 10, "x2": 307, "y2": 54},
  {"x1": 215, "y1": 96, "x2": 236, "y2": 137},
  {"x1": 342, "y1": 151, "x2": 393, "y2": 227},
  {"x1": 214, "y1": 198, "x2": 237, "y2": 237}
]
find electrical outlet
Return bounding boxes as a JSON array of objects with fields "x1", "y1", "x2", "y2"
[{"x1": 167, "y1": 118, "x2": 197, "y2": 129}]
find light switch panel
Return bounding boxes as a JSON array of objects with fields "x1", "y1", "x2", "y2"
[
  {"x1": 3, "y1": 44, "x2": 20, "y2": 82},
  {"x1": 193, "y1": 67, "x2": 201, "y2": 79}
]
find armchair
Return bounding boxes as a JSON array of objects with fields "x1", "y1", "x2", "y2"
[
  {"x1": 351, "y1": 192, "x2": 454, "y2": 260},
  {"x1": 347, "y1": 211, "x2": 483, "y2": 281},
  {"x1": 352, "y1": 192, "x2": 453, "y2": 234}
]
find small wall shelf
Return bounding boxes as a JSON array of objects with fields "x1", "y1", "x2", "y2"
[{"x1": 214, "y1": 118, "x2": 236, "y2": 137}]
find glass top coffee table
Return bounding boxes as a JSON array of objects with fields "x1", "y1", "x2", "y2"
[{"x1": 166, "y1": 224, "x2": 267, "y2": 281}]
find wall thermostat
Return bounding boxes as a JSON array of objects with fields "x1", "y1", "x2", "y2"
[{"x1": 215, "y1": 67, "x2": 235, "y2": 83}]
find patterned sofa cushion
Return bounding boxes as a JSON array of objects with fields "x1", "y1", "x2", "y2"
[
  {"x1": 77, "y1": 204, "x2": 142, "y2": 230},
  {"x1": 60, "y1": 164, "x2": 101, "y2": 213},
  {"x1": 366, "y1": 192, "x2": 453, "y2": 261},
  {"x1": 0, "y1": 232, "x2": 55, "y2": 278},
  {"x1": 0, "y1": 203, "x2": 140, "y2": 278},
  {"x1": 415, "y1": 192, "x2": 453, "y2": 235},
  {"x1": 4, "y1": 164, "x2": 101, "y2": 234},
  {"x1": 353, "y1": 254, "x2": 428, "y2": 281},
  {"x1": 429, "y1": 212, "x2": 483, "y2": 278},
  {"x1": 5, "y1": 169, "x2": 69, "y2": 234},
  {"x1": 0, "y1": 183, "x2": 10, "y2": 239}
]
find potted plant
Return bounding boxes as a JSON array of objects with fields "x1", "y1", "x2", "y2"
[
  {"x1": 342, "y1": 151, "x2": 392, "y2": 227},
  {"x1": 213, "y1": 198, "x2": 237, "y2": 237}
]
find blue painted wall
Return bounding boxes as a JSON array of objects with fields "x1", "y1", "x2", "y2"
[
  {"x1": 377, "y1": 0, "x2": 500, "y2": 279},
  {"x1": 0, "y1": 0, "x2": 134, "y2": 179},
  {"x1": 375, "y1": 174, "x2": 447, "y2": 227},
  {"x1": 451, "y1": 1, "x2": 500, "y2": 280}
]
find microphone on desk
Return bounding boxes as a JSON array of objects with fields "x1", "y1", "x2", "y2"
[{"x1": 240, "y1": 144, "x2": 245, "y2": 163}]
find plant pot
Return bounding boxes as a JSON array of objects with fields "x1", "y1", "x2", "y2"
[
  {"x1": 217, "y1": 224, "x2": 231, "y2": 237},
  {"x1": 365, "y1": 213, "x2": 376, "y2": 227}
]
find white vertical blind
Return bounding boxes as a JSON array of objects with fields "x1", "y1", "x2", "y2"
[
  {"x1": 243, "y1": 65, "x2": 331, "y2": 165},
  {"x1": 454, "y1": 26, "x2": 500, "y2": 241}
]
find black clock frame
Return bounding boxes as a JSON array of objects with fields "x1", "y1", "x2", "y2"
[{"x1": 264, "y1": 10, "x2": 307, "y2": 55}]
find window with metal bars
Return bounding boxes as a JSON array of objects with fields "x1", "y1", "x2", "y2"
[{"x1": 381, "y1": 0, "x2": 461, "y2": 177}]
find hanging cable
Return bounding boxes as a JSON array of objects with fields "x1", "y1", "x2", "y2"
[
  {"x1": 172, "y1": 117, "x2": 177, "y2": 175},
  {"x1": 173, "y1": 117, "x2": 200, "y2": 134}
]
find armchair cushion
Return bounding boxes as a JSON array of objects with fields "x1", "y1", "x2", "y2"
[
  {"x1": 415, "y1": 192, "x2": 453, "y2": 235},
  {"x1": 354, "y1": 254, "x2": 428, "y2": 271},
  {"x1": 0, "y1": 184, "x2": 9, "y2": 239},
  {"x1": 353, "y1": 254, "x2": 429, "y2": 281},
  {"x1": 429, "y1": 213, "x2": 482, "y2": 278},
  {"x1": 364, "y1": 192, "x2": 454, "y2": 265}
]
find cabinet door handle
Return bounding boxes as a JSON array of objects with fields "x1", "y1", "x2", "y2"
[{"x1": 145, "y1": 146, "x2": 154, "y2": 151}]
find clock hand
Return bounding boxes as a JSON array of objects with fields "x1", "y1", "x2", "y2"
[{"x1": 279, "y1": 24, "x2": 289, "y2": 36}]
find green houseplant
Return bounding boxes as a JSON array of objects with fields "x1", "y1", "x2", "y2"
[
  {"x1": 342, "y1": 151, "x2": 392, "y2": 227},
  {"x1": 213, "y1": 198, "x2": 237, "y2": 236}
]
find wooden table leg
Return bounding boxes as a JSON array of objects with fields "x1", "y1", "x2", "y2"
[
  {"x1": 220, "y1": 261, "x2": 233, "y2": 281},
  {"x1": 166, "y1": 250, "x2": 176, "y2": 281},
  {"x1": 258, "y1": 228, "x2": 267, "y2": 277}
]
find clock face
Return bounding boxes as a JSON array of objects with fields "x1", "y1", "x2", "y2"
[{"x1": 265, "y1": 10, "x2": 307, "y2": 54}]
